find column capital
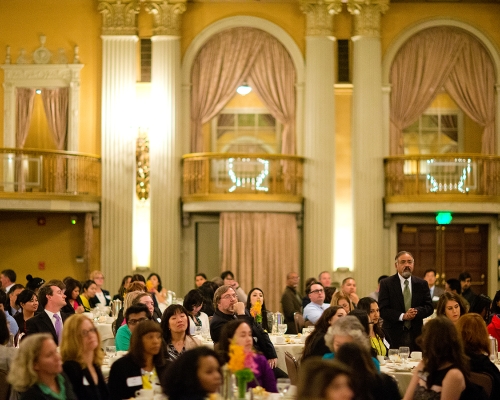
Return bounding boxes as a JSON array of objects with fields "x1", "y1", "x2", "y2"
[
  {"x1": 143, "y1": 0, "x2": 187, "y2": 37},
  {"x1": 300, "y1": 0, "x2": 342, "y2": 37},
  {"x1": 347, "y1": 0, "x2": 389, "y2": 38},
  {"x1": 97, "y1": 0, "x2": 140, "y2": 35}
]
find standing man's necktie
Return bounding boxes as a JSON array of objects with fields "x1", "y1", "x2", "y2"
[
  {"x1": 54, "y1": 314, "x2": 62, "y2": 343},
  {"x1": 403, "y1": 280, "x2": 412, "y2": 329}
]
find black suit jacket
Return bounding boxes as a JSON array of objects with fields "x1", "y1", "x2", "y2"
[
  {"x1": 25, "y1": 310, "x2": 70, "y2": 345},
  {"x1": 281, "y1": 286, "x2": 302, "y2": 334},
  {"x1": 379, "y1": 273, "x2": 433, "y2": 350},
  {"x1": 90, "y1": 289, "x2": 111, "y2": 307},
  {"x1": 62, "y1": 360, "x2": 109, "y2": 400}
]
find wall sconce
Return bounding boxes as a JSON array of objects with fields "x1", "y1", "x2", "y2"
[{"x1": 136, "y1": 131, "x2": 150, "y2": 200}]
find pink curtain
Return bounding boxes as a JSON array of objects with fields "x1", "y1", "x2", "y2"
[
  {"x1": 15, "y1": 88, "x2": 36, "y2": 192},
  {"x1": 220, "y1": 212, "x2": 299, "y2": 312},
  {"x1": 390, "y1": 27, "x2": 466, "y2": 155},
  {"x1": 191, "y1": 27, "x2": 296, "y2": 155}
]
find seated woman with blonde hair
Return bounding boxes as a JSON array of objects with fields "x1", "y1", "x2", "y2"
[
  {"x1": 330, "y1": 289, "x2": 355, "y2": 313},
  {"x1": 61, "y1": 314, "x2": 109, "y2": 400},
  {"x1": 8, "y1": 333, "x2": 77, "y2": 400}
]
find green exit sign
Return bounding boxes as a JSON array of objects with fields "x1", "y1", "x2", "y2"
[{"x1": 436, "y1": 212, "x2": 453, "y2": 225}]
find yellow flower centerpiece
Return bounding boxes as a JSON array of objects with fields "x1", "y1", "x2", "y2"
[
  {"x1": 250, "y1": 300, "x2": 263, "y2": 325},
  {"x1": 227, "y1": 342, "x2": 258, "y2": 399}
]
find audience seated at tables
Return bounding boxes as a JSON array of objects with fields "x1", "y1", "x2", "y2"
[
  {"x1": 246, "y1": 287, "x2": 273, "y2": 333},
  {"x1": 132, "y1": 292, "x2": 162, "y2": 323},
  {"x1": 218, "y1": 320, "x2": 278, "y2": 393},
  {"x1": 115, "y1": 303, "x2": 151, "y2": 351},
  {"x1": 0, "y1": 310, "x2": 17, "y2": 371},
  {"x1": 183, "y1": 289, "x2": 210, "y2": 335},
  {"x1": 108, "y1": 320, "x2": 167, "y2": 400},
  {"x1": 436, "y1": 291, "x2": 467, "y2": 325},
  {"x1": 297, "y1": 358, "x2": 354, "y2": 400},
  {"x1": 323, "y1": 315, "x2": 381, "y2": 371},
  {"x1": 330, "y1": 289, "x2": 355, "y2": 313},
  {"x1": 8, "y1": 333, "x2": 77, "y2": 400},
  {"x1": 13, "y1": 289, "x2": 39, "y2": 337},
  {"x1": 357, "y1": 297, "x2": 391, "y2": 357},
  {"x1": 341, "y1": 277, "x2": 359, "y2": 306},
  {"x1": 61, "y1": 278, "x2": 84, "y2": 315},
  {"x1": 336, "y1": 342, "x2": 400, "y2": 400},
  {"x1": 61, "y1": 314, "x2": 109, "y2": 400},
  {"x1": 89, "y1": 270, "x2": 111, "y2": 307},
  {"x1": 114, "y1": 290, "x2": 144, "y2": 328},
  {"x1": 303, "y1": 282, "x2": 329, "y2": 324},
  {"x1": 146, "y1": 272, "x2": 168, "y2": 313},
  {"x1": 162, "y1": 347, "x2": 222, "y2": 400},
  {"x1": 403, "y1": 317, "x2": 483, "y2": 400},
  {"x1": 301, "y1": 305, "x2": 346, "y2": 362},
  {"x1": 456, "y1": 313, "x2": 500, "y2": 400},
  {"x1": 7, "y1": 284, "x2": 25, "y2": 316},
  {"x1": 112, "y1": 275, "x2": 132, "y2": 302},
  {"x1": 318, "y1": 271, "x2": 336, "y2": 304},
  {"x1": 79, "y1": 280, "x2": 98, "y2": 312},
  {"x1": 161, "y1": 304, "x2": 201, "y2": 362}
]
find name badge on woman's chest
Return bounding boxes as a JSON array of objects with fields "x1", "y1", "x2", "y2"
[{"x1": 127, "y1": 376, "x2": 142, "y2": 387}]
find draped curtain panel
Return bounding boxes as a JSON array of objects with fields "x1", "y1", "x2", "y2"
[
  {"x1": 15, "y1": 87, "x2": 36, "y2": 192},
  {"x1": 41, "y1": 87, "x2": 69, "y2": 193},
  {"x1": 219, "y1": 212, "x2": 299, "y2": 312},
  {"x1": 390, "y1": 26, "x2": 496, "y2": 155},
  {"x1": 190, "y1": 27, "x2": 296, "y2": 155}
]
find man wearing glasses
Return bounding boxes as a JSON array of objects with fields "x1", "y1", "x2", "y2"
[
  {"x1": 379, "y1": 251, "x2": 433, "y2": 351},
  {"x1": 303, "y1": 282, "x2": 329, "y2": 324},
  {"x1": 25, "y1": 279, "x2": 69, "y2": 345},
  {"x1": 116, "y1": 303, "x2": 151, "y2": 351}
]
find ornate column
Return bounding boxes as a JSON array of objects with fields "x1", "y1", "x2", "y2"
[
  {"x1": 348, "y1": 0, "x2": 389, "y2": 295},
  {"x1": 145, "y1": 0, "x2": 187, "y2": 292},
  {"x1": 300, "y1": 1, "x2": 340, "y2": 280},
  {"x1": 98, "y1": 0, "x2": 139, "y2": 286}
]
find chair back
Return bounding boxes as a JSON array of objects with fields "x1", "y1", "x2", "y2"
[
  {"x1": 469, "y1": 372, "x2": 493, "y2": 397},
  {"x1": 111, "y1": 320, "x2": 117, "y2": 337},
  {"x1": 284, "y1": 351, "x2": 299, "y2": 386},
  {"x1": 294, "y1": 313, "x2": 305, "y2": 334},
  {"x1": 0, "y1": 369, "x2": 11, "y2": 400}
]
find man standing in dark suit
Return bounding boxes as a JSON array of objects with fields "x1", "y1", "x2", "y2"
[
  {"x1": 281, "y1": 271, "x2": 302, "y2": 334},
  {"x1": 379, "y1": 251, "x2": 433, "y2": 351},
  {"x1": 25, "y1": 279, "x2": 69, "y2": 345}
]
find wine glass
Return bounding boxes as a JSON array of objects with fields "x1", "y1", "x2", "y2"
[
  {"x1": 399, "y1": 346, "x2": 410, "y2": 368},
  {"x1": 388, "y1": 349, "x2": 399, "y2": 366},
  {"x1": 195, "y1": 325, "x2": 203, "y2": 337},
  {"x1": 105, "y1": 346, "x2": 116, "y2": 360},
  {"x1": 277, "y1": 378, "x2": 291, "y2": 397},
  {"x1": 277, "y1": 324, "x2": 288, "y2": 335}
]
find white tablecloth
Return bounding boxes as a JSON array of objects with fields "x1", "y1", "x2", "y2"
[{"x1": 96, "y1": 322, "x2": 115, "y2": 348}]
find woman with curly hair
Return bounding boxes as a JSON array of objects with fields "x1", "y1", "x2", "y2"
[
  {"x1": 357, "y1": 297, "x2": 391, "y2": 356},
  {"x1": 436, "y1": 292, "x2": 467, "y2": 324},
  {"x1": 61, "y1": 314, "x2": 108, "y2": 399},
  {"x1": 403, "y1": 317, "x2": 468, "y2": 400},
  {"x1": 301, "y1": 306, "x2": 346, "y2": 362},
  {"x1": 8, "y1": 333, "x2": 77, "y2": 399}
]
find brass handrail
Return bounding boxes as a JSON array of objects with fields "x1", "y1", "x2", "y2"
[
  {"x1": 182, "y1": 153, "x2": 304, "y2": 202},
  {"x1": 0, "y1": 148, "x2": 101, "y2": 198},
  {"x1": 384, "y1": 154, "x2": 500, "y2": 201}
]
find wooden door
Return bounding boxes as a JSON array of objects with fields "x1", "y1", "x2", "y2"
[{"x1": 397, "y1": 224, "x2": 488, "y2": 294}]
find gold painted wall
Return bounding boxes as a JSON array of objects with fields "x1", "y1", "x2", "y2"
[
  {"x1": 0, "y1": 0, "x2": 102, "y2": 154},
  {"x1": 0, "y1": 211, "x2": 88, "y2": 282}
]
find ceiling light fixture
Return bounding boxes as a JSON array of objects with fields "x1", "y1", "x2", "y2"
[{"x1": 236, "y1": 83, "x2": 252, "y2": 96}]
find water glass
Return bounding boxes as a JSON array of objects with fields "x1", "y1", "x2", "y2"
[
  {"x1": 195, "y1": 326, "x2": 203, "y2": 336},
  {"x1": 277, "y1": 378, "x2": 291, "y2": 397},
  {"x1": 399, "y1": 346, "x2": 410, "y2": 367},
  {"x1": 388, "y1": 349, "x2": 399, "y2": 366},
  {"x1": 278, "y1": 324, "x2": 288, "y2": 335},
  {"x1": 105, "y1": 346, "x2": 116, "y2": 359}
]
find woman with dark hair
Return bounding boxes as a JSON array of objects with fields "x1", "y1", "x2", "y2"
[
  {"x1": 183, "y1": 289, "x2": 210, "y2": 335},
  {"x1": 403, "y1": 317, "x2": 468, "y2": 400},
  {"x1": 301, "y1": 306, "x2": 346, "y2": 362},
  {"x1": 336, "y1": 342, "x2": 400, "y2": 400},
  {"x1": 61, "y1": 278, "x2": 84, "y2": 315},
  {"x1": 162, "y1": 347, "x2": 222, "y2": 400},
  {"x1": 146, "y1": 272, "x2": 168, "y2": 313},
  {"x1": 357, "y1": 297, "x2": 390, "y2": 356},
  {"x1": 0, "y1": 310, "x2": 18, "y2": 371},
  {"x1": 79, "y1": 280, "x2": 97, "y2": 312},
  {"x1": 456, "y1": 313, "x2": 500, "y2": 400},
  {"x1": 199, "y1": 281, "x2": 218, "y2": 317},
  {"x1": 488, "y1": 290, "x2": 500, "y2": 350},
  {"x1": 245, "y1": 287, "x2": 272, "y2": 332},
  {"x1": 108, "y1": 320, "x2": 167, "y2": 400},
  {"x1": 161, "y1": 304, "x2": 201, "y2": 362},
  {"x1": 112, "y1": 275, "x2": 132, "y2": 302},
  {"x1": 348, "y1": 309, "x2": 370, "y2": 335},
  {"x1": 218, "y1": 319, "x2": 277, "y2": 393},
  {"x1": 436, "y1": 292, "x2": 467, "y2": 324},
  {"x1": 25, "y1": 274, "x2": 45, "y2": 294},
  {"x1": 195, "y1": 273, "x2": 207, "y2": 288},
  {"x1": 13, "y1": 289, "x2": 39, "y2": 337},
  {"x1": 469, "y1": 294, "x2": 492, "y2": 323}
]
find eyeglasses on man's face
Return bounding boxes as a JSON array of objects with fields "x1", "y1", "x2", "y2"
[
  {"x1": 128, "y1": 317, "x2": 149, "y2": 326},
  {"x1": 221, "y1": 293, "x2": 237, "y2": 300},
  {"x1": 310, "y1": 289, "x2": 324, "y2": 294}
]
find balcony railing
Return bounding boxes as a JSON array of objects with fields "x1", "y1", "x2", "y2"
[
  {"x1": 0, "y1": 148, "x2": 101, "y2": 198},
  {"x1": 182, "y1": 153, "x2": 304, "y2": 202},
  {"x1": 384, "y1": 154, "x2": 500, "y2": 202}
]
